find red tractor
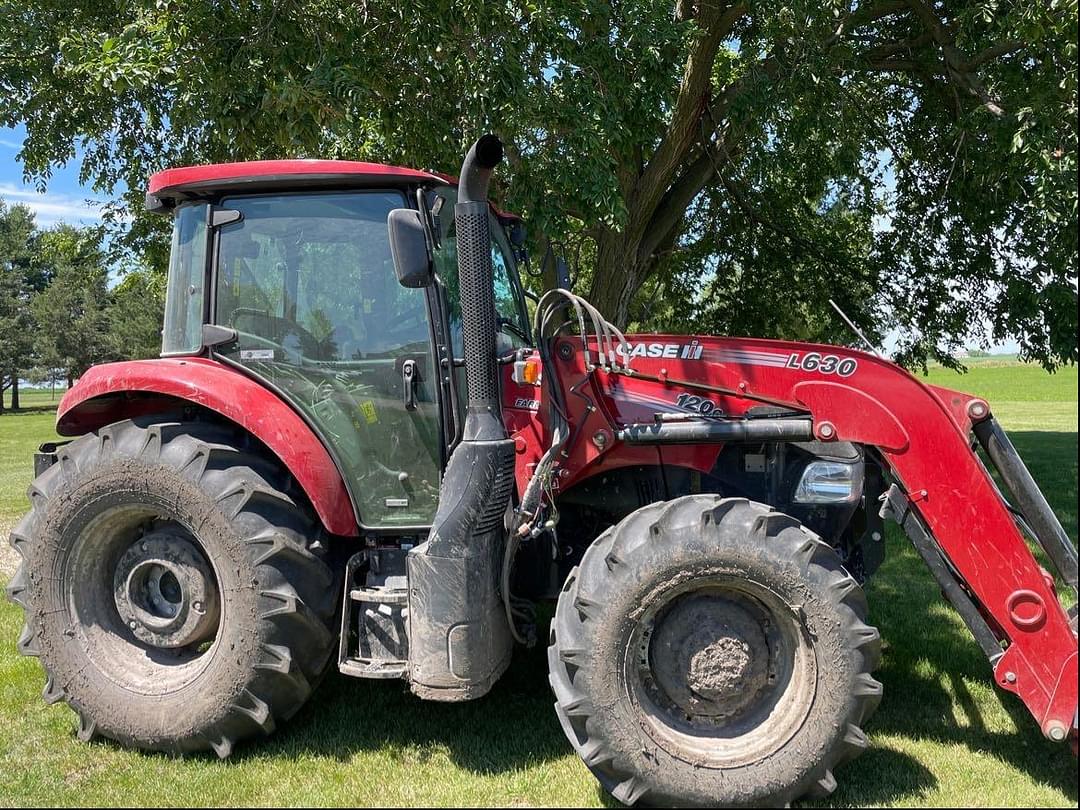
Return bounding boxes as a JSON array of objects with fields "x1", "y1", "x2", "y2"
[{"x1": 7, "y1": 136, "x2": 1076, "y2": 806}]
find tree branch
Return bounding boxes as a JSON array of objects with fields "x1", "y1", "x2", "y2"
[
  {"x1": 631, "y1": 2, "x2": 747, "y2": 235},
  {"x1": 635, "y1": 0, "x2": 1023, "y2": 273},
  {"x1": 849, "y1": 0, "x2": 912, "y2": 27},
  {"x1": 963, "y1": 39, "x2": 1025, "y2": 71},
  {"x1": 861, "y1": 32, "x2": 934, "y2": 62},
  {"x1": 902, "y1": 0, "x2": 1011, "y2": 116},
  {"x1": 638, "y1": 51, "x2": 777, "y2": 257},
  {"x1": 640, "y1": 148, "x2": 714, "y2": 258}
]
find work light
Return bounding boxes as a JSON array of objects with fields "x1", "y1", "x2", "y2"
[{"x1": 794, "y1": 460, "x2": 862, "y2": 503}]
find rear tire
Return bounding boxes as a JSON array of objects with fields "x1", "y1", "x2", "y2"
[
  {"x1": 548, "y1": 496, "x2": 882, "y2": 807},
  {"x1": 5, "y1": 418, "x2": 336, "y2": 757}
]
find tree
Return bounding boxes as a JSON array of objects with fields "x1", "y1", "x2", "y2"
[
  {"x1": 0, "y1": 200, "x2": 37, "y2": 410},
  {"x1": 107, "y1": 266, "x2": 164, "y2": 361},
  {"x1": 2, "y1": 0, "x2": 1076, "y2": 367},
  {"x1": 31, "y1": 224, "x2": 112, "y2": 386}
]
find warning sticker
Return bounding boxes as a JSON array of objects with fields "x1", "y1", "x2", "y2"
[{"x1": 359, "y1": 400, "x2": 378, "y2": 424}]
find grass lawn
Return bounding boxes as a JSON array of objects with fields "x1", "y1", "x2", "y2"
[{"x1": 0, "y1": 364, "x2": 1076, "y2": 807}]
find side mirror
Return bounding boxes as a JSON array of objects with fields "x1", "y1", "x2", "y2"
[{"x1": 388, "y1": 208, "x2": 433, "y2": 288}]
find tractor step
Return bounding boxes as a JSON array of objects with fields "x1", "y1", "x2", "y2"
[{"x1": 337, "y1": 550, "x2": 410, "y2": 680}]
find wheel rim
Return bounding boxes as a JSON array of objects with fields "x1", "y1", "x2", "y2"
[
  {"x1": 112, "y1": 530, "x2": 220, "y2": 648},
  {"x1": 64, "y1": 501, "x2": 223, "y2": 696},
  {"x1": 627, "y1": 576, "x2": 817, "y2": 767}
]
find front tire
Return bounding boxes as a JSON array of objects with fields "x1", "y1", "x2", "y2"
[
  {"x1": 6, "y1": 418, "x2": 336, "y2": 757},
  {"x1": 549, "y1": 496, "x2": 882, "y2": 807}
]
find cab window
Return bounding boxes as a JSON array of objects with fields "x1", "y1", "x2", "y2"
[{"x1": 429, "y1": 188, "x2": 531, "y2": 356}]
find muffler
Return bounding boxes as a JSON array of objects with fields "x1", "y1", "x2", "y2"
[{"x1": 407, "y1": 135, "x2": 516, "y2": 700}]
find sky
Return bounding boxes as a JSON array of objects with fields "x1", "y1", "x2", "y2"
[{"x1": 0, "y1": 124, "x2": 106, "y2": 228}]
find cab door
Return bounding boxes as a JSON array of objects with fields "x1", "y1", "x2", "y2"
[{"x1": 212, "y1": 190, "x2": 443, "y2": 529}]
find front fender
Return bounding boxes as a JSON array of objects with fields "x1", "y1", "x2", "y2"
[{"x1": 58, "y1": 358, "x2": 358, "y2": 536}]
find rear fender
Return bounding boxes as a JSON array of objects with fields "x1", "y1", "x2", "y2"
[{"x1": 57, "y1": 358, "x2": 358, "y2": 536}]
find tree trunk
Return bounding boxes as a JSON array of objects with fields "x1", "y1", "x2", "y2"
[
  {"x1": 586, "y1": 228, "x2": 656, "y2": 329},
  {"x1": 10, "y1": 373, "x2": 19, "y2": 410}
]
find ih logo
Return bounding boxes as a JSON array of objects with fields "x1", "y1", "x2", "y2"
[{"x1": 616, "y1": 340, "x2": 704, "y2": 360}]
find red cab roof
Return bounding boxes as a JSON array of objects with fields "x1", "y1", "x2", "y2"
[
  {"x1": 146, "y1": 158, "x2": 521, "y2": 221},
  {"x1": 147, "y1": 159, "x2": 445, "y2": 203}
]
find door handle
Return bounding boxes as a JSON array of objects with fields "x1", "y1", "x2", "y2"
[{"x1": 402, "y1": 359, "x2": 418, "y2": 411}]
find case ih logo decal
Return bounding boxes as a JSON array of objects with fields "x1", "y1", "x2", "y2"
[
  {"x1": 785, "y1": 352, "x2": 858, "y2": 377},
  {"x1": 616, "y1": 341, "x2": 704, "y2": 360},
  {"x1": 613, "y1": 343, "x2": 859, "y2": 377}
]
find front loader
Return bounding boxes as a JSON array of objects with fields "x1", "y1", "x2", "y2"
[{"x1": 7, "y1": 135, "x2": 1076, "y2": 806}]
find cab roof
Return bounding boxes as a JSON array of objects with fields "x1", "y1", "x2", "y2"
[{"x1": 146, "y1": 159, "x2": 446, "y2": 209}]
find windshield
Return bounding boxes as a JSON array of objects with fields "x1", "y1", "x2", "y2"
[
  {"x1": 214, "y1": 191, "x2": 421, "y2": 361},
  {"x1": 161, "y1": 203, "x2": 209, "y2": 356}
]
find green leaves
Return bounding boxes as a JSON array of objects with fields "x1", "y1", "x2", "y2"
[{"x1": 0, "y1": 0, "x2": 1075, "y2": 367}]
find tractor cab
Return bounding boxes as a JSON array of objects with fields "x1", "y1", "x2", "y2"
[{"x1": 148, "y1": 161, "x2": 531, "y2": 531}]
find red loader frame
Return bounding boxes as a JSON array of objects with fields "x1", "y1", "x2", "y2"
[{"x1": 503, "y1": 334, "x2": 1078, "y2": 743}]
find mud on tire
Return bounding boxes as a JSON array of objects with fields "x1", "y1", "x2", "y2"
[
  {"x1": 5, "y1": 418, "x2": 337, "y2": 757},
  {"x1": 548, "y1": 495, "x2": 882, "y2": 807}
]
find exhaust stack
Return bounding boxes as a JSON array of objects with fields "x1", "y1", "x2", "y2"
[
  {"x1": 455, "y1": 134, "x2": 508, "y2": 441},
  {"x1": 406, "y1": 135, "x2": 516, "y2": 701}
]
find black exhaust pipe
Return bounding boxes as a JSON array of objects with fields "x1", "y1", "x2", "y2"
[
  {"x1": 453, "y1": 134, "x2": 507, "y2": 442},
  {"x1": 407, "y1": 135, "x2": 516, "y2": 701}
]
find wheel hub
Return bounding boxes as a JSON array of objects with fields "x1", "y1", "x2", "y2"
[
  {"x1": 113, "y1": 531, "x2": 219, "y2": 648},
  {"x1": 648, "y1": 591, "x2": 775, "y2": 722}
]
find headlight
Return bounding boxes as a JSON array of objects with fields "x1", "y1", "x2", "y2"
[{"x1": 793, "y1": 460, "x2": 861, "y2": 504}]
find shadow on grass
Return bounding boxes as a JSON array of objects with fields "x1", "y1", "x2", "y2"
[
  {"x1": 858, "y1": 544, "x2": 1078, "y2": 804},
  {"x1": 811, "y1": 747, "x2": 938, "y2": 808},
  {"x1": 232, "y1": 623, "x2": 570, "y2": 775}
]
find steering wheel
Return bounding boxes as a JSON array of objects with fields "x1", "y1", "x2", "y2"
[{"x1": 230, "y1": 308, "x2": 331, "y2": 360}]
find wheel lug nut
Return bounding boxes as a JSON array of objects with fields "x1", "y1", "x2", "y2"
[{"x1": 128, "y1": 620, "x2": 137, "y2": 630}]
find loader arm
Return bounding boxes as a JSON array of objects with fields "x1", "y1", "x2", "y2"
[{"x1": 508, "y1": 334, "x2": 1077, "y2": 743}]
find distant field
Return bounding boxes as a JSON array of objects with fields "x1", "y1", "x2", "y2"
[
  {"x1": 922, "y1": 360, "x2": 1078, "y2": 403},
  {"x1": 0, "y1": 387, "x2": 67, "y2": 409},
  {"x1": 0, "y1": 362, "x2": 1075, "y2": 808}
]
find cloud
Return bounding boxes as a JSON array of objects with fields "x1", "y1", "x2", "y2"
[
  {"x1": 0, "y1": 139, "x2": 22, "y2": 150},
  {"x1": 0, "y1": 183, "x2": 103, "y2": 226}
]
